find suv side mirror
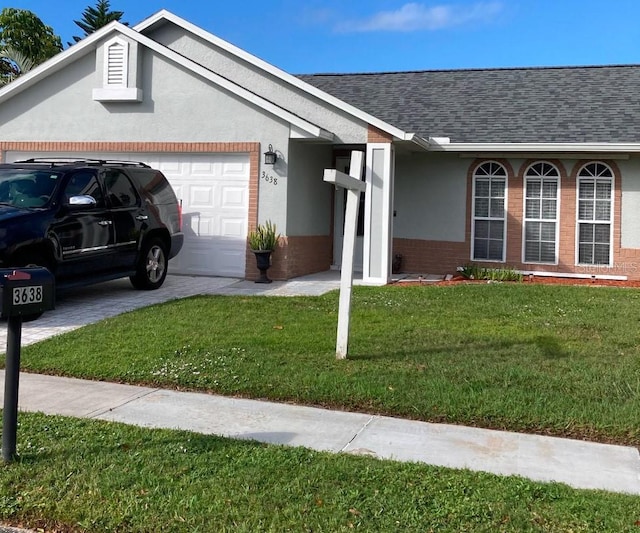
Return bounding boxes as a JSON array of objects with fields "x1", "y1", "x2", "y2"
[{"x1": 67, "y1": 195, "x2": 97, "y2": 208}]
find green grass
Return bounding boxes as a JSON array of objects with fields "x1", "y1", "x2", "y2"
[
  {"x1": 18, "y1": 284, "x2": 640, "y2": 445},
  {"x1": 1, "y1": 412, "x2": 640, "y2": 532}
]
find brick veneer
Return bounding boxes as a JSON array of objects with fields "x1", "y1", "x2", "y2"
[
  {"x1": 368, "y1": 125, "x2": 393, "y2": 143},
  {"x1": 393, "y1": 158, "x2": 639, "y2": 279},
  {"x1": 246, "y1": 235, "x2": 332, "y2": 282}
]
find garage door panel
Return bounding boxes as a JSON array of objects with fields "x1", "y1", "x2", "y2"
[
  {"x1": 5, "y1": 150, "x2": 250, "y2": 278},
  {"x1": 221, "y1": 161, "x2": 248, "y2": 176},
  {"x1": 191, "y1": 161, "x2": 216, "y2": 175},
  {"x1": 177, "y1": 236, "x2": 246, "y2": 277},
  {"x1": 189, "y1": 186, "x2": 216, "y2": 209},
  {"x1": 184, "y1": 213, "x2": 215, "y2": 236},
  {"x1": 221, "y1": 186, "x2": 247, "y2": 208},
  {"x1": 221, "y1": 218, "x2": 247, "y2": 238}
]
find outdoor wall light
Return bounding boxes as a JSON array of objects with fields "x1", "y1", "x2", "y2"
[{"x1": 264, "y1": 144, "x2": 277, "y2": 165}]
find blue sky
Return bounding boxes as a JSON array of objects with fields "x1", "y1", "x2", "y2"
[{"x1": 7, "y1": 0, "x2": 640, "y2": 73}]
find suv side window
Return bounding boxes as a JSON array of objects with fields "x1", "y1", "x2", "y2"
[
  {"x1": 103, "y1": 170, "x2": 140, "y2": 208},
  {"x1": 63, "y1": 171, "x2": 105, "y2": 208}
]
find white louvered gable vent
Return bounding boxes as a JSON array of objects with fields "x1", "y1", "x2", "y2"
[
  {"x1": 93, "y1": 35, "x2": 142, "y2": 102},
  {"x1": 106, "y1": 40, "x2": 127, "y2": 86}
]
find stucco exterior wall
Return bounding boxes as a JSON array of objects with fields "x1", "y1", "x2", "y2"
[
  {"x1": 286, "y1": 142, "x2": 333, "y2": 236},
  {"x1": 0, "y1": 47, "x2": 290, "y2": 147},
  {"x1": 144, "y1": 23, "x2": 369, "y2": 144},
  {"x1": 393, "y1": 152, "x2": 467, "y2": 242}
]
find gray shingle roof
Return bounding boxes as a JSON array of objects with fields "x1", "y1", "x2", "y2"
[{"x1": 298, "y1": 65, "x2": 640, "y2": 144}]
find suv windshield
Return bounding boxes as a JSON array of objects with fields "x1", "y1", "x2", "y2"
[{"x1": 0, "y1": 169, "x2": 63, "y2": 208}]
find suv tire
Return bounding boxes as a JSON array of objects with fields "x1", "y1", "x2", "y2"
[{"x1": 130, "y1": 237, "x2": 168, "y2": 290}]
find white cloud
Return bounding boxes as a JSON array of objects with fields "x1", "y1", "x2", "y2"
[{"x1": 336, "y1": 2, "x2": 503, "y2": 33}]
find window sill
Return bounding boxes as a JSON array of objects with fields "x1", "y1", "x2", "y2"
[{"x1": 92, "y1": 87, "x2": 143, "y2": 102}]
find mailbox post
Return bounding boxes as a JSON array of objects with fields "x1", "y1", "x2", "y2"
[{"x1": 0, "y1": 267, "x2": 55, "y2": 462}]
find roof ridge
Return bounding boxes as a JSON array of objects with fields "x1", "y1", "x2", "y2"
[{"x1": 299, "y1": 63, "x2": 640, "y2": 77}]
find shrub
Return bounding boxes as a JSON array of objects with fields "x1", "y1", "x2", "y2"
[
  {"x1": 248, "y1": 220, "x2": 280, "y2": 251},
  {"x1": 459, "y1": 264, "x2": 523, "y2": 282}
]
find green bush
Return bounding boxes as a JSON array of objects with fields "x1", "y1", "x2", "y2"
[
  {"x1": 248, "y1": 220, "x2": 280, "y2": 251},
  {"x1": 459, "y1": 264, "x2": 523, "y2": 282}
]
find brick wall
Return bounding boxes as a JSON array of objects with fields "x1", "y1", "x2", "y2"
[
  {"x1": 246, "y1": 235, "x2": 332, "y2": 281},
  {"x1": 393, "y1": 158, "x2": 640, "y2": 280},
  {"x1": 367, "y1": 125, "x2": 393, "y2": 143}
]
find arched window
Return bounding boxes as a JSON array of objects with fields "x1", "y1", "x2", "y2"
[
  {"x1": 576, "y1": 162, "x2": 613, "y2": 266},
  {"x1": 523, "y1": 162, "x2": 560, "y2": 263},
  {"x1": 472, "y1": 161, "x2": 507, "y2": 261}
]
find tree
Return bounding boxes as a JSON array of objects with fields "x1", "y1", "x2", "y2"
[
  {"x1": 70, "y1": 0, "x2": 126, "y2": 44},
  {"x1": 0, "y1": 45, "x2": 36, "y2": 86},
  {"x1": 0, "y1": 8, "x2": 62, "y2": 86}
]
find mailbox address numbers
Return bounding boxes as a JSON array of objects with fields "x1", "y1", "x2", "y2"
[{"x1": 12, "y1": 286, "x2": 44, "y2": 306}]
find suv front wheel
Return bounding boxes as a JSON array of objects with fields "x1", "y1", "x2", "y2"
[{"x1": 130, "y1": 238, "x2": 168, "y2": 290}]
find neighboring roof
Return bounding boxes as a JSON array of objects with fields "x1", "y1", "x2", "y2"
[{"x1": 298, "y1": 65, "x2": 640, "y2": 144}]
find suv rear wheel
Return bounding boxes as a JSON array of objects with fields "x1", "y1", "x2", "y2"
[{"x1": 130, "y1": 237, "x2": 168, "y2": 290}]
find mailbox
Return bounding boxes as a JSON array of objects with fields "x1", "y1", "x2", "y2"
[{"x1": 0, "y1": 267, "x2": 55, "y2": 318}]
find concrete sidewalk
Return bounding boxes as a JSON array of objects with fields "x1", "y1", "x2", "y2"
[{"x1": 2, "y1": 370, "x2": 639, "y2": 496}]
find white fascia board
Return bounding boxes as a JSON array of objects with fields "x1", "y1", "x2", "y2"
[
  {"x1": 290, "y1": 125, "x2": 333, "y2": 140},
  {"x1": 114, "y1": 24, "x2": 332, "y2": 141},
  {"x1": 428, "y1": 141, "x2": 640, "y2": 153},
  {"x1": 405, "y1": 134, "x2": 431, "y2": 150},
  {"x1": 134, "y1": 10, "x2": 408, "y2": 141},
  {"x1": 0, "y1": 20, "x2": 123, "y2": 105}
]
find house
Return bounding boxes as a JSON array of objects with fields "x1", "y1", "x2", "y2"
[{"x1": 2, "y1": 9, "x2": 640, "y2": 284}]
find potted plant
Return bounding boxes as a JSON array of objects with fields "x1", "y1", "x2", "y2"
[{"x1": 248, "y1": 220, "x2": 280, "y2": 283}]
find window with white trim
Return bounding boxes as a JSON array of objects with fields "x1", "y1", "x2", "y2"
[
  {"x1": 577, "y1": 162, "x2": 613, "y2": 266},
  {"x1": 472, "y1": 161, "x2": 507, "y2": 261},
  {"x1": 523, "y1": 162, "x2": 559, "y2": 263}
]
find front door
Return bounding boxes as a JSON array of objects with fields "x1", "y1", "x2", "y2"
[{"x1": 333, "y1": 156, "x2": 365, "y2": 271}]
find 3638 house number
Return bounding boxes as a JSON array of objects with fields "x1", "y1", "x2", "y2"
[{"x1": 261, "y1": 171, "x2": 278, "y2": 186}]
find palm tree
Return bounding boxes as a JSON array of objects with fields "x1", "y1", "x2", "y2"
[{"x1": 0, "y1": 45, "x2": 36, "y2": 86}]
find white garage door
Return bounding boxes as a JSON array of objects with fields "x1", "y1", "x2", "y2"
[{"x1": 5, "y1": 151, "x2": 250, "y2": 277}]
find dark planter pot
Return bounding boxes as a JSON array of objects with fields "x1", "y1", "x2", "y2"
[{"x1": 252, "y1": 250, "x2": 273, "y2": 283}]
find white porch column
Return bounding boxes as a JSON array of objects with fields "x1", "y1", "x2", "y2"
[{"x1": 363, "y1": 143, "x2": 395, "y2": 284}]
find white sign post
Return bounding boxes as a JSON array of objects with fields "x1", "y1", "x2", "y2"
[{"x1": 323, "y1": 151, "x2": 365, "y2": 359}]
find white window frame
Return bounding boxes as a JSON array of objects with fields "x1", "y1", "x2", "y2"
[
  {"x1": 471, "y1": 161, "x2": 508, "y2": 262},
  {"x1": 522, "y1": 162, "x2": 560, "y2": 265},
  {"x1": 575, "y1": 162, "x2": 614, "y2": 267}
]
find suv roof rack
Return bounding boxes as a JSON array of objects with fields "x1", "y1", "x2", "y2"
[{"x1": 13, "y1": 158, "x2": 151, "y2": 169}]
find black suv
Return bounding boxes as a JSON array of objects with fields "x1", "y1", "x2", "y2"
[{"x1": 0, "y1": 159, "x2": 184, "y2": 291}]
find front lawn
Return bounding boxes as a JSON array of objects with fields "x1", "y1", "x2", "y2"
[
  {"x1": 1, "y1": 413, "x2": 640, "y2": 532},
  {"x1": 19, "y1": 283, "x2": 640, "y2": 445}
]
